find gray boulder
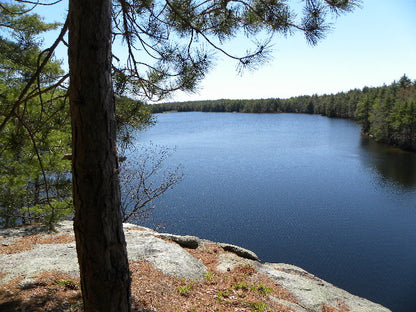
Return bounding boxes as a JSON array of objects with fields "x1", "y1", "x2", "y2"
[
  {"x1": 124, "y1": 226, "x2": 206, "y2": 280},
  {"x1": 0, "y1": 240, "x2": 79, "y2": 283},
  {"x1": 219, "y1": 242, "x2": 260, "y2": 261},
  {"x1": 155, "y1": 233, "x2": 202, "y2": 249}
]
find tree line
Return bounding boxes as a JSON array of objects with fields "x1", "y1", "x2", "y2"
[{"x1": 152, "y1": 75, "x2": 416, "y2": 151}]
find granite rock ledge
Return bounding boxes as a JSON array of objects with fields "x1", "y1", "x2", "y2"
[{"x1": 0, "y1": 221, "x2": 391, "y2": 312}]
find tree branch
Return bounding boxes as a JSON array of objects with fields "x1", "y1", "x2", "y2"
[{"x1": 0, "y1": 15, "x2": 68, "y2": 133}]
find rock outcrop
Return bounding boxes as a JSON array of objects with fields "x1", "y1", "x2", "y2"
[{"x1": 0, "y1": 221, "x2": 391, "y2": 312}]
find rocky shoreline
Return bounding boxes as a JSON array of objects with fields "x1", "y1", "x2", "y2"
[{"x1": 0, "y1": 221, "x2": 391, "y2": 312}]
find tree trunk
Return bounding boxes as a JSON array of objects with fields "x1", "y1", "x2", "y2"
[{"x1": 68, "y1": 0, "x2": 131, "y2": 311}]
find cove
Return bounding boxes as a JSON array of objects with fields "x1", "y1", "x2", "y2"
[{"x1": 130, "y1": 112, "x2": 416, "y2": 312}]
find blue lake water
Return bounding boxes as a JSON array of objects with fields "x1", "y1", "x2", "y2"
[{"x1": 130, "y1": 112, "x2": 416, "y2": 312}]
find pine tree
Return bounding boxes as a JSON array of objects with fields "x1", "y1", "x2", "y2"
[{"x1": 0, "y1": 3, "x2": 71, "y2": 229}]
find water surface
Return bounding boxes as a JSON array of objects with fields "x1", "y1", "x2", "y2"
[{"x1": 131, "y1": 112, "x2": 416, "y2": 312}]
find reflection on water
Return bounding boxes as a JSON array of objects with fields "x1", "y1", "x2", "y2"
[{"x1": 360, "y1": 136, "x2": 416, "y2": 189}]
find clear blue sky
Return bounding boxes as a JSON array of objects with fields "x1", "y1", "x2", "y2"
[{"x1": 37, "y1": 0, "x2": 416, "y2": 102}]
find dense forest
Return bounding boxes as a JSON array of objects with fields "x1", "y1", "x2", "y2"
[
  {"x1": 0, "y1": 3, "x2": 154, "y2": 228},
  {"x1": 152, "y1": 75, "x2": 416, "y2": 152}
]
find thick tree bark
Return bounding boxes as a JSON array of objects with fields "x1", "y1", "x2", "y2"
[{"x1": 68, "y1": 0, "x2": 131, "y2": 311}]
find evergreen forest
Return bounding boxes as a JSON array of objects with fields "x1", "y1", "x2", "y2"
[
  {"x1": 152, "y1": 75, "x2": 416, "y2": 152},
  {"x1": 0, "y1": 3, "x2": 153, "y2": 228}
]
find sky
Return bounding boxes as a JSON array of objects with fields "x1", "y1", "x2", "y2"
[{"x1": 35, "y1": 0, "x2": 416, "y2": 102}]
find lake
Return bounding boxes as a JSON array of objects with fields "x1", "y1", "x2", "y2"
[{"x1": 130, "y1": 112, "x2": 416, "y2": 312}]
